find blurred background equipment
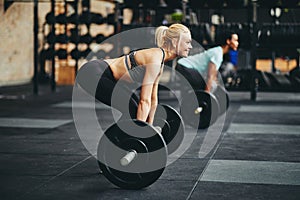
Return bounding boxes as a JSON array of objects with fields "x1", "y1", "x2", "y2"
[{"x1": 1, "y1": 0, "x2": 300, "y2": 99}]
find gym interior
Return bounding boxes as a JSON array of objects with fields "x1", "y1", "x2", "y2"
[{"x1": 0, "y1": 0, "x2": 300, "y2": 199}]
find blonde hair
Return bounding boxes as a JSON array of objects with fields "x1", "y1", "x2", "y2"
[{"x1": 155, "y1": 23, "x2": 190, "y2": 49}]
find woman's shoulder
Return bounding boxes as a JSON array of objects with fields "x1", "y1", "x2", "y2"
[
  {"x1": 139, "y1": 47, "x2": 162, "y2": 54},
  {"x1": 137, "y1": 48, "x2": 164, "y2": 62}
]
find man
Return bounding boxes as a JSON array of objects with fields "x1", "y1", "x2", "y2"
[{"x1": 176, "y1": 31, "x2": 239, "y2": 93}]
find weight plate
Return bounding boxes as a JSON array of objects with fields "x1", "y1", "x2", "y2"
[
  {"x1": 154, "y1": 104, "x2": 184, "y2": 154},
  {"x1": 213, "y1": 86, "x2": 229, "y2": 115},
  {"x1": 97, "y1": 120, "x2": 167, "y2": 189},
  {"x1": 181, "y1": 90, "x2": 219, "y2": 129}
]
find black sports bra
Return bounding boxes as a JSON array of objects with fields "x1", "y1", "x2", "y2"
[{"x1": 124, "y1": 48, "x2": 165, "y2": 83}]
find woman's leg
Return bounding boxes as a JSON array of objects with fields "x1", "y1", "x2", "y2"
[{"x1": 76, "y1": 60, "x2": 139, "y2": 118}]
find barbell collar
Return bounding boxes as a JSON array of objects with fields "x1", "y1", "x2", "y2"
[
  {"x1": 194, "y1": 107, "x2": 203, "y2": 114},
  {"x1": 120, "y1": 150, "x2": 137, "y2": 166}
]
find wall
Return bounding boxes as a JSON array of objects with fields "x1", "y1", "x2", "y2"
[
  {"x1": 0, "y1": 1, "x2": 35, "y2": 87},
  {"x1": 0, "y1": 0, "x2": 114, "y2": 87}
]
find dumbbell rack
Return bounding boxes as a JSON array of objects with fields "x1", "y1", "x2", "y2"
[
  {"x1": 40, "y1": 0, "x2": 119, "y2": 87},
  {"x1": 41, "y1": 0, "x2": 79, "y2": 89}
]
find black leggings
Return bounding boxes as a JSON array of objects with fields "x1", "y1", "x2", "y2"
[
  {"x1": 176, "y1": 64, "x2": 206, "y2": 91},
  {"x1": 75, "y1": 59, "x2": 139, "y2": 118}
]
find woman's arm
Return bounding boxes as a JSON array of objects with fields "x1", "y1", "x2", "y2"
[
  {"x1": 146, "y1": 72, "x2": 161, "y2": 124},
  {"x1": 136, "y1": 62, "x2": 161, "y2": 123}
]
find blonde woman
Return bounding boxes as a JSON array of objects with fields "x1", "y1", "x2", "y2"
[{"x1": 76, "y1": 24, "x2": 192, "y2": 125}]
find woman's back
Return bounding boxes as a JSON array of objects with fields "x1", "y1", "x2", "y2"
[{"x1": 105, "y1": 48, "x2": 164, "y2": 82}]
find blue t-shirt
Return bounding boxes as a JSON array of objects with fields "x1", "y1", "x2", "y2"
[
  {"x1": 229, "y1": 50, "x2": 238, "y2": 66},
  {"x1": 177, "y1": 46, "x2": 223, "y2": 75}
]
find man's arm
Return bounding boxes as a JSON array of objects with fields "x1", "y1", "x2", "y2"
[{"x1": 205, "y1": 61, "x2": 218, "y2": 93}]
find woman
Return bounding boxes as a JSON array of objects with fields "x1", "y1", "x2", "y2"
[{"x1": 76, "y1": 24, "x2": 192, "y2": 125}]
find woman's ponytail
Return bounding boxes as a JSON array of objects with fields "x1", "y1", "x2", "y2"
[{"x1": 155, "y1": 26, "x2": 168, "y2": 48}]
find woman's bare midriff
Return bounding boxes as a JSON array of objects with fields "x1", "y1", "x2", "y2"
[{"x1": 104, "y1": 57, "x2": 132, "y2": 82}]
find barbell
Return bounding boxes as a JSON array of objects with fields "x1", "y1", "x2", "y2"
[
  {"x1": 181, "y1": 90, "x2": 220, "y2": 129},
  {"x1": 97, "y1": 119, "x2": 167, "y2": 190},
  {"x1": 97, "y1": 104, "x2": 184, "y2": 189},
  {"x1": 180, "y1": 86, "x2": 229, "y2": 129}
]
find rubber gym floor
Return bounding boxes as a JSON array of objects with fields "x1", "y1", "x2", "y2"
[{"x1": 0, "y1": 83, "x2": 300, "y2": 200}]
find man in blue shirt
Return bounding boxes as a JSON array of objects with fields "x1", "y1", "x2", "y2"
[{"x1": 176, "y1": 31, "x2": 239, "y2": 93}]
